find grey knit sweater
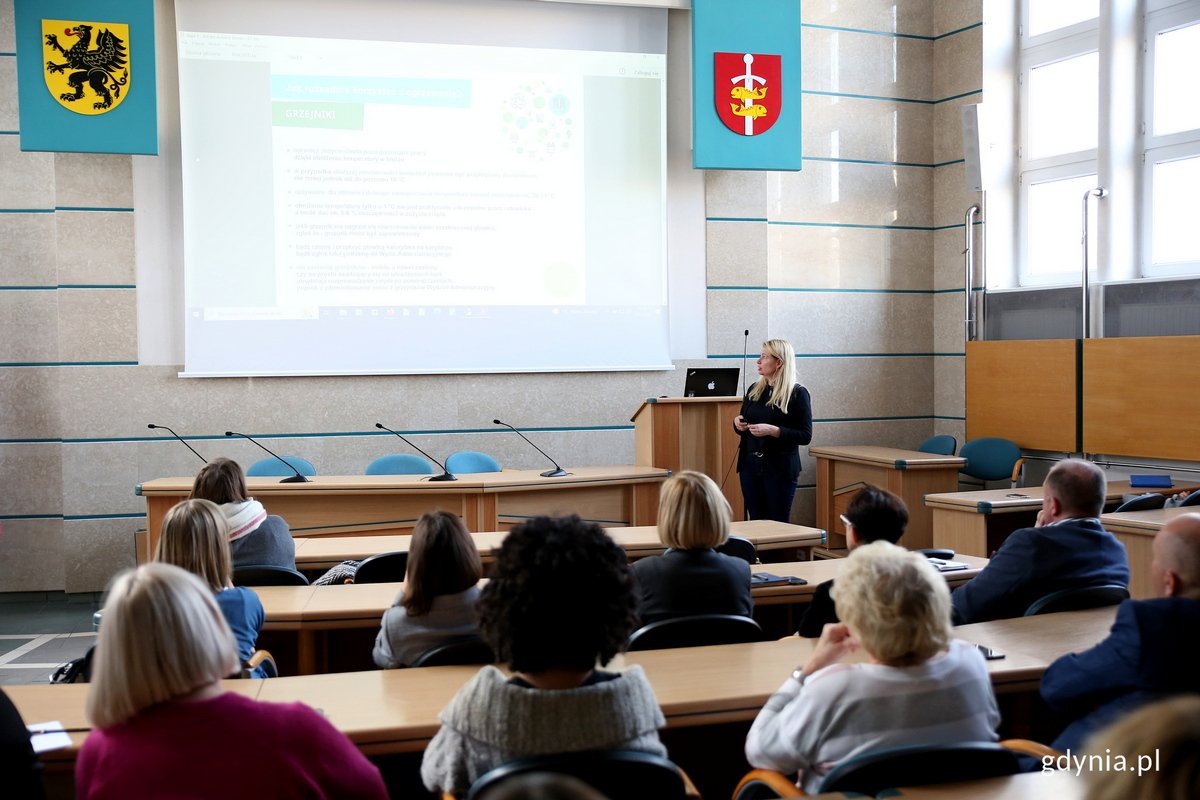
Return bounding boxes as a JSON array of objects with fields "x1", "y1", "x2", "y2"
[
  {"x1": 372, "y1": 586, "x2": 481, "y2": 668},
  {"x1": 420, "y1": 664, "x2": 667, "y2": 796}
]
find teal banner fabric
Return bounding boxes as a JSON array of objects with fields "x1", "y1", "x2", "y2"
[
  {"x1": 14, "y1": 0, "x2": 157, "y2": 154},
  {"x1": 692, "y1": 0, "x2": 801, "y2": 171}
]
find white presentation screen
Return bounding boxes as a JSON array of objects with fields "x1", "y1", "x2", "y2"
[{"x1": 175, "y1": 0, "x2": 670, "y2": 376}]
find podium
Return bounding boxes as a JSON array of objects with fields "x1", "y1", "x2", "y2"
[{"x1": 631, "y1": 397, "x2": 744, "y2": 519}]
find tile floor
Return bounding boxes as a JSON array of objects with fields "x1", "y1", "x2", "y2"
[{"x1": 0, "y1": 595, "x2": 100, "y2": 685}]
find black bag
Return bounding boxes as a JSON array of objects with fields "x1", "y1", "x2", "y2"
[{"x1": 49, "y1": 646, "x2": 94, "y2": 684}]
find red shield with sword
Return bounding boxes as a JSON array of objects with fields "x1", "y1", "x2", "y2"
[{"x1": 714, "y1": 52, "x2": 782, "y2": 136}]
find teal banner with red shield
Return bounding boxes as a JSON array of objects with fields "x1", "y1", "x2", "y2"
[
  {"x1": 692, "y1": 0, "x2": 800, "y2": 170},
  {"x1": 14, "y1": 0, "x2": 157, "y2": 154}
]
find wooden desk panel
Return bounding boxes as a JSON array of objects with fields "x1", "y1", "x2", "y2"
[
  {"x1": 1100, "y1": 507, "x2": 1195, "y2": 599},
  {"x1": 811, "y1": 446, "x2": 965, "y2": 551},
  {"x1": 966, "y1": 339, "x2": 1079, "y2": 453}
]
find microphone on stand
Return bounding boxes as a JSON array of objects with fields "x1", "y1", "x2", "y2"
[
  {"x1": 224, "y1": 431, "x2": 310, "y2": 483},
  {"x1": 741, "y1": 329, "x2": 750, "y2": 396},
  {"x1": 493, "y1": 419, "x2": 568, "y2": 478},
  {"x1": 374, "y1": 423, "x2": 456, "y2": 481},
  {"x1": 147, "y1": 424, "x2": 207, "y2": 464}
]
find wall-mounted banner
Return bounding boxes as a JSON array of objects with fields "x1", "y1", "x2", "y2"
[
  {"x1": 14, "y1": 0, "x2": 158, "y2": 154},
  {"x1": 692, "y1": 0, "x2": 800, "y2": 171}
]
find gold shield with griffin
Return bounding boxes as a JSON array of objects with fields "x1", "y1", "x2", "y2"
[{"x1": 42, "y1": 19, "x2": 130, "y2": 115}]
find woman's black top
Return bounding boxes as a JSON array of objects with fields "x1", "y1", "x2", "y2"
[{"x1": 736, "y1": 384, "x2": 813, "y2": 481}]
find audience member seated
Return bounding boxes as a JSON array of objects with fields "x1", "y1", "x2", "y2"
[
  {"x1": 631, "y1": 470, "x2": 752, "y2": 624},
  {"x1": 421, "y1": 515, "x2": 667, "y2": 797},
  {"x1": 373, "y1": 510, "x2": 483, "y2": 668},
  {"x1": 190, "y1": 457, "x2": 296, "y2": 570},
  {"x1": 155, "y1": 499, "x2": 267, "y2": 677},
  {"x1": 1040, "y1": 512, "x2": 1200, "y2": 751},
  {"x1": 1080, "y1": 695, "x2": 1200, "y2": 800},
  {"x1": 745, "y1": 541, "x2": 1000, "y2": 794},
  {"x1": 796, "y1": 484, "x2": 908, "y2": 637},
  {"x1": 951, "y1": 459, "x2": 1130, "y2": 623},
  {"x1": 1, "y1": 687, "x2": 43, "y2": 800},
  {"x1": 75, "y1": 563, "x2": 386, "y2": 799}
]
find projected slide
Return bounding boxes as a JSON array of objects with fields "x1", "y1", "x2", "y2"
[{"x1": 176, "y1": 25, "x2": 668, "y2": 376}]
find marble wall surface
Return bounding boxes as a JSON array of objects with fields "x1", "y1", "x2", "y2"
[{"x1": 0, "y1": 0, "x2": 982, "y2": 593}]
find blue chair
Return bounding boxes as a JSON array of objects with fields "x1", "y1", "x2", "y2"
[
  {"x1": 958, "y1": 437, "x2": 1024, "y2": 488},
  {"x1": 917, "y1": 434, "x2": 957, "y2": 456},
  {"x1": 446, "y1": 451, "x2": 501, "y2": 474},
  {"x1": 1024, "y1": 584, "x2": 1130, "y2": 616},
  {"x1": 246, "y1": 456, "x2": 316, "y2": 478},
  {"x1": 232, "y1": 565, "x2": 310, "y2": 587},
  {"x1": 1112, "y1": 493, "x2": 1167, "y2": 513},
  {"x1": 466, "y1": 750, "x2": 688, "y2": 800},
  {"x1": 365, "y1": 453, "x2": 434, "y2": 475}
]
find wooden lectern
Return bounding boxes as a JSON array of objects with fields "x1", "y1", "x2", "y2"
[{"x1": 631, "y1": 397, "x2": 745, "y2": 520}]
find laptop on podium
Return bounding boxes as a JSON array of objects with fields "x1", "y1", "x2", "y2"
[{"x1": 683, "y1": 368, "x2": 740, "y2": 397}]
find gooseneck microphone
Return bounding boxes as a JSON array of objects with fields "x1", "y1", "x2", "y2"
[
  {"x1": 374, "y1": 423, "x2": 457, "y2": 482},
  {"x1": 493, "y1": 419, "x2": 568, "y2": 478},
  {"x1": 224, "y1": 431, "x2": 310, "y2": 483},
  {"x1": 741, "y1": 329, "x2": 750, "y2": 396},
  {"x1": 147, "y1": 424, "x2": 207, "y2": 464}
]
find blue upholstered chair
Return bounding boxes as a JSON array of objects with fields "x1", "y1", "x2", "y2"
[
  {"x1": 917, "y1": 434, "x2": 957, "y2": 456},
  {"x1": 246, "y1": 456, "x2": 316, "y2": 478},
  {"x1": 1112, "y1": 493, "x2": 1167, "y2": 513},
  {"x1": 365, "y1": 453, "x2": 435, "y2": 475},
  {"x1": 958, "y1": 437, "x2": 1024, "y2": 488},
  {"x1": 446, "y1": 451, "x2": 502, "y2": 474}
]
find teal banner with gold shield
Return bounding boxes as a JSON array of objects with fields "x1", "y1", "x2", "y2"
[{"x1": 14, "y1": 0, "x2": 157, "y2": 154}]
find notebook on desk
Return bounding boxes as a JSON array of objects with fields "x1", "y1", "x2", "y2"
[{"x1": 926, "y1": 558, "x2": 970, "y2": 572}]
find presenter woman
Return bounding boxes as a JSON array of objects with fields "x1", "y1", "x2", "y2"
[{"x1": 733, "y1": 338, "x2": 813, "y2": 522}]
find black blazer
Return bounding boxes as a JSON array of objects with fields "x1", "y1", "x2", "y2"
[
  {"x1": 631, "y1": 548, "x2": 753, "y2": 625},
  {"x1": 736, "y1": 384, "x2": 813, "y2": 480},
  {"x1": 795, "y1": 578, "x2": 838, "y2": 638}
]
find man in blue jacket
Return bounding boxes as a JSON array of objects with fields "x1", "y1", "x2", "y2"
[
  {"x1": 950, "y1": 459, "x2": 1129, "y2": 624},
  {"x1": 1039, "y1": 513, "x2": 1200, "y2": 751}
]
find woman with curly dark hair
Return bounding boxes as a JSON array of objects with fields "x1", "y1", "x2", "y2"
[{"x1": 420, "y1": 515, "x2": 667, "y2": 796}]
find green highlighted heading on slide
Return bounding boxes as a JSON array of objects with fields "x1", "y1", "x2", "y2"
[{"x1": 271, "y1": 102, "x2": 364, "y2": 129}]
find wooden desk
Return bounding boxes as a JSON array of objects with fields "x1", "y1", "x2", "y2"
[
  {"x1": 926, "y1": 481, "x2": 1198, "y2": 558},
  {"x1": 1100, "y1": 506, "x2": 1194, "y2": 599},
  {"x1": 893, "y1": 770, "x2": 1084, "y2": 799},
  {"x1": 292, "y1": 519, "x2": 828, "y2": 570},
  {"x1": 261, "y1": 554, "x2": 987, "y2": 674},
  {"x1": 811, "y1": 446, "x2": 965, "y2": 552},
  {"x1": 137, "y1": 466, "x2": 671, "y2": 555}
]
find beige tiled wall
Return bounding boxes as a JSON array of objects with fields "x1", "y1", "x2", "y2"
[{"x1": 0, "y1": 1, "x2": 983, "y2": 594}]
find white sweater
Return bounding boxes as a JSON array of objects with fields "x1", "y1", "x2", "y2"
[{"x1": 745, "y1": 639, "x2": 1001, "y2": 794}]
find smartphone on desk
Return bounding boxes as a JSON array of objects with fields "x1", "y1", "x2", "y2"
[{"x1": 977, "y1": 644, "x2": 1005, "y2": 660}]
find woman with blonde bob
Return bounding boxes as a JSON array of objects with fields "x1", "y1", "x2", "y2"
[
  {"x1": 631, "y1": 471, "x2": 752, "y2": 624},
  {"x1": 190, "y1": 457, "x2": 295, "y2": 569},
  {"x1": 373, "y1": 510, "x2": 484, "y2": 668},
  {"x1": 745, "y1": 541, "x2": 1000, "y2": 793},
  {"x1": 155, "y1": 498, "x2": 265, "y2": 677},
  {"x1": 76, "y1": 563, "x2": 386, "y2": 799}
]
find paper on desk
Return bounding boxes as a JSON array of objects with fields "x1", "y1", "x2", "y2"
[{"x1": 28, "y1": 721, "x2": 72, "y2": 754}]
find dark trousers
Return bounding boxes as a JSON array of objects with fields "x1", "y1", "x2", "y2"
[{"x1": 739, "y1": 456, "x2": 797, "y2": 523}]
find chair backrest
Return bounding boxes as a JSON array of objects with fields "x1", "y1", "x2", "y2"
[
  {"x1": 1113, "y1": 493, "x2": 1167, "y2": 513},
  {"x1": 627, "y1": 614, "x2": 763, "y2": 652},
  {"x1": 365, "y1": 453, "x2": 434, "y2": 475},
  {"x1": 246, "y1": 456, "x2": 317, "y2": 477},
  {"x1": 1024, "y1": 583, "x2": 1130, "y2": 616},
  {"x1": 715, "y1": 535, "x2": 757, "y2": 564},
  {"x1": 231, "y1": 565, "x2": 311, "y2": 587},
  {"x1": 1179, "y1": 491, "x2": 1200, "y2": 507},
  {"x1": 917, "y1": 434, "x2": 957, "y2": 456},
  {"x1": 466, "y1": 750, "x2": 687, "y2": 800},
  {"x1": 958, "y1": 437, "x2": 1021, "y2": 482},
  {"x1": 240, "y1": 649, "x2": 278, "y2": 679},
  {"x1": 819, "y1": 742, "x2": 1021, "y2": 795},
  {"x1": 446, "y1": 451, "x2": 502, "y2": 474},
  {"x1": 410, "y1": 635, "x2": 495, "y2": 668},
  {"x1": 351, "y1": 551, "x2": 409, "y2": 584}
]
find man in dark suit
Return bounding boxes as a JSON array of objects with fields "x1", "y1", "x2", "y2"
[
  {"x1": 1040, "y1": 513, "x2": 1200, "y2": 751},
  {"x1": 795, "y1": 484, "x2": 908, "y2": 637},
  {"x1": 950, "y1": 459, "x2": 1129, "y2": 624}
]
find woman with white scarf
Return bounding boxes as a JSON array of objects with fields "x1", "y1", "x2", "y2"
[{"x1": 190, "y1": 458, "x2": 297, "y2": 570}]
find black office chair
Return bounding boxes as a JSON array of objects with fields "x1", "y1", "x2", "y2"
[
  {"x1": 1180, "y1": 491, "x2": 1200, "y2": 507},
  {"x1": 410, "y1": 635, "x2": 495, "y2": 668},
  {"x1": 231, "y1": 565, "x2": 310, "y2": 587},
  {"x1": 627, "y1": 614, "x2": 763, "y2": 651},
  {"x1": 1112, "y1": 493, "x2": 1167, "y2": 513},
  {"x1": 465, "y1": 750, "x2": 687, "y2": 800},
  {"x1": 1024, "y1": 584, "x2": 1130, "y2": 616},
  {"x1": 350, "y1": 551, "x2": 408, "y2": 584},
  {"x1": 716, "y1": 535, "x2": 758, "y2": 564}
]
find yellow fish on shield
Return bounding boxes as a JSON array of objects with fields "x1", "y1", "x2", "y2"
[{"x1": 42, "y1": 19, "x2": 130, "y2": 115}]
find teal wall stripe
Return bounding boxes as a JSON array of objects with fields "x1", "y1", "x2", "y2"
[
  {"x1": 801, "y1": 22, "x2": 935, "y2": 41},
  {"x1": 0, "y1": 285, "x2": 135, "y2": 291},
  {"x1": 708, "y1": 352, "x2": 965, "y2": 358},
  {"x1": 706, "y1": 219, "x2": 986, "y2": 231},
  {"x1": 804, "y1": 89, "x2": 980, "y2": 105},
  {"x1": 804, "y1": 156, "x2": 950, "y2": 169},
  {"x1": 0, "y1": 209, "x2": 55, "y2": 214},
  {"x1": 933, "y1": 90, "x2": 983, "y2": 105},
  {"x1": 817, "y1": 415, "x2": 944, "y2": 423},
  {"x1": 55, "y1": 207, "x2": 135, "y2": 213},
  {"x1": 0, "y1": 361, "x2": 137, "y2": 367},
  {"x1": 710, "y1": 286, "x2": 938, "y2": 295},
  {"x1": 934, "y1": 22, "x2": 983, "y2": 40},
  {"x1": 933, "y1": 415, "x2": 968, "y2": 420},
  {"x1": 0, "y1": 514, "x2": 143, "y2": 521},
  {"x1": 0, "y1": 130, "x2": 17, "y2": 135}
]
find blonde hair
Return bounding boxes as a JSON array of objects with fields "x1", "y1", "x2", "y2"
[
  {"x1": 1082, "y1": 695, "x2": 1200, "y2": 800},
  {"x1": 87, "y1": 563, "x2": 239, "y2": 729},
  {"x1": 657, "y1": 471, "x2": 731, "y2": 550},
  {"x1": 832, "y1": 540, "x2": 952, "y2": 666},
  {"x1": 747, "y1": 338, "x2": 798, "y2": 414},
  {"x1": 155, "y1": 499, "x2": 232, "y2": 592}
]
